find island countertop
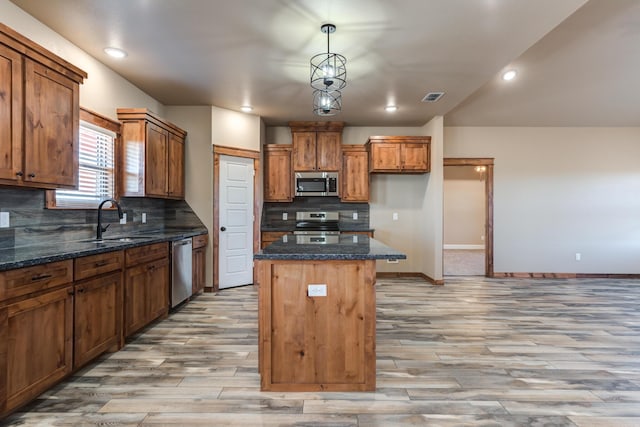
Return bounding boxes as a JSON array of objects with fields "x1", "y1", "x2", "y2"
[{"x1": 254, "y1": 234, "x2": 406, "y2": 261}]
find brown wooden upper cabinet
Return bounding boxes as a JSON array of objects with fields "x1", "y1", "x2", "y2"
[
  {"x1": 290, "y1": 121, "x2": 344, "y2": 171},
  {"x1": 264, "y1": 144, "x2": 292, "y2": 202},
  {"x1": 341, "y1": 145, "x2": 369, "y2": 202},
  {"x1": 117, "y1": 108, "x2": 187, "y2": 199},
  {"x1": 0, "y1": 23, "x2": 86, "y2": 190},
  {"x1": 366, "y1": 136, "x2": 431, "y2": 173}
]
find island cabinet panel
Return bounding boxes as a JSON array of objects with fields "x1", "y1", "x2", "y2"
[
  {"x1": 263, "y1": 145, "x2": 292, "y2": 202},
  {"x1": 0, "y1": 285, "x2": 73, "y2": 416},
  {"x1": 258, "y1": 259, "x2": 376, "y2": 392},
  {"x1": 366, "y1": 136, "x2": 431, "y2": 173}
]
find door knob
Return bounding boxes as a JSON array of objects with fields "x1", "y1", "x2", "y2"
[{"x1": 220, "y1": 226, "x2": 226, "y2": 231}]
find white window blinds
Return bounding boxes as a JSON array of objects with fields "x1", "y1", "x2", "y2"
[{"x1": 54, "y1": 121, "x2": 116, "y2": 208}]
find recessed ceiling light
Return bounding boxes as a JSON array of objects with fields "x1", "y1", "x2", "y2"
[
  {"x1": 104, "y1": 47, "x2": 127, "y2": 59},
  {"x1": 240, "y1": 106, "x2": 253, "y2": 113},
  {"x1": 502, "y1": 69, "x2": 517, "y2": 81},
  {"x1": 385, "y1": 105, "x2": 398, "y2": 112}
]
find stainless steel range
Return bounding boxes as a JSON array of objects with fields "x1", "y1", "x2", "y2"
[{"x1": 294, "y1": 211, "x2": 340, "y2": 244}]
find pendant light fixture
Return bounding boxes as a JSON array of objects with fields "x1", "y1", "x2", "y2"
[{"x1": 310, "y1": 23, "x2": 346, "y2": 116}]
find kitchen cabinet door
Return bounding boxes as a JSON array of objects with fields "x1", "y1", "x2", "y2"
[
  {"x1": 0, "y1": 44, "x2": 23, "y2": 182},
  {"x1": 73, "y1": 271, "x2": 122, "y2": 369},
  {"x1": 0, "y1": 286, "x2": 73, "y2": 416},
  {"x1": 401, "y1": 143, "x2": 430, "y2": 171},
  {"x1": 167, "y1": 132, "x2": 185, "y2": 198},
  {"x1": 124, "y1": 249, "x2": 169, "y2": 337},
  {"x1": 369, "y1": 143, "x2": 401, "y2": 171},
  {"x1": 264, "y1": 145, "x2": 292, "y2": 202},
  {"x1": 341, "y1": 146, "x2": 369, "y2": 202},
  {"x1": 292, "y1": 132, "x2": 316, "y2": 171},
  {"x1": 316, "y1": 132, "x2": 341, "y2": 171},
  {"x1": 24, "y1": 59, "x2": 79, "y2": 188},
  {"x1": 145, "y1": 122, "x2": 169, "y2": 198},
  {"x1": 192, "y1": 246, "x2": 206, "y2": 294}
]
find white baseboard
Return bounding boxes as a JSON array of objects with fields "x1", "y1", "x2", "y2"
[{"x1": 444, "y1": 244, "x2": 484, "y2": 250}]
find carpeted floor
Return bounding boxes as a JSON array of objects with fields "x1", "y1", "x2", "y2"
[{"x1": 444, "y1": 249, "x2": 485, "y2": 275}]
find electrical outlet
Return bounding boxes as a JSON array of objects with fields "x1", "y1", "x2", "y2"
[
  {"x1": 352, "y1": 212, "x2": 358, "y2": 220},
  {"x1": 142, "y1": 213, "x2": 147, "y2": 223},
  {"x1": 119, "y1": 213, "x2": 127, "y2": 225},
  {"x1": 352, "y1": 235, "x2": 359, "y2": 243},
  {"x1": 392, "y1": 212, "x2": 398, "y2": 221},
  {"x1": 575, "y1": 253, "x2": 581, "y2": 261},
  {"x1": 282, "y1": 212, "x2": 288, "y2": 220},
  {"x1": 308, "y1": 284, "x2": 327, "y2": 297},
  {"x1": 0, "y1": 212, "x2": 9, "y2": 228},
  {"x1": 386, "y1": 259, "x2": 399, "y2": 264}
]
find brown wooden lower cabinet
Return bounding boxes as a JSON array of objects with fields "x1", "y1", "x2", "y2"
[
  {"x1": 192, "y1": 234, "x2": 208, "y2": 294},
  {"x1": 257, "y1": 259, "x2": 376, "y2": 392},
  {"x1": 124, "y1": 243, "x2": 170, "y2": 338},
  {"x1": 73, "y1": 271, "x2": 122, "y2": 369},
  {"x1": 0, "y1": 285, "x2": 74, "y2": 415}
]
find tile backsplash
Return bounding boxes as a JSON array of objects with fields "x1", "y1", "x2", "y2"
[
  {"x1": 0, "y1": 188, "x2": 206, "y2": 249},
  {"x1": 262, "y1": 197, "x2": 370, "y2": 230}
]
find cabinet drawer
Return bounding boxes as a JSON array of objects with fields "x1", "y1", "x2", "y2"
[
  {"x1": 193, "y1": 234, "x2": 208, "y2": 249},
  {"x1": 0, "y1": 260, "x2": 73, "y2": 303},
  {"x1": 125, "y1": 242, "x2": 169, "y2": 267},
  {"x1": 74, "y1": 250, "x2": 124, "y2": 281}
]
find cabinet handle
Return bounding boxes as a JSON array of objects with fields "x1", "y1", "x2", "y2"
[
  {"x1": 28, "y1": 173, "x2": 36, "y2": 178},
  {"x1": 16, "y1": 171, "x2": 23, "y2": 177},
  {"x1": 147, "y1": 265, "x2": 156, "y2": 272},
  {"x1": 31, "y1": 273, "x2": 52, "y2": 281},
  {"x1": 77, "y1": 288, "x2": 86, "y2": 294},
  {"x1": 94, "y1": 261, "x2": 108, "y2": 267},
  {"x1": 67, "y1": 289, "x2": 75, "y2": 296}
]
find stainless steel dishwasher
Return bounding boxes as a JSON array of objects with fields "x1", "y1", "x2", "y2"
[{"x1": 171, "y1": 237, "x2": 193, "y2": 307}]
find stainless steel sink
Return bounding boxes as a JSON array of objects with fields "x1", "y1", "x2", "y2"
[{"x1": 78, "y1": 236, "x2": 151, "y2": 244}]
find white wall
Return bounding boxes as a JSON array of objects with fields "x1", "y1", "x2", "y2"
[
  {"x1": 165, "y1": 106, "x2": 214, "y2": 287},
  {"x1": 212, "y1": 106, "x2": 261, "y2": 151},
  {"x1": 444, "y1": 166, "x2": 485, "y2": 246},
  {"x1": 1, "y1": 0, "x2": 163, "y2": 120},
  {"x1": 444, "y1": 126, "x2": 640, "y2": 274}
]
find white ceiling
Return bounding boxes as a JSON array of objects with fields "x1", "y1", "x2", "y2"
[{"x1": 10, "y1": 0, "x2": 639, "y2": 127}]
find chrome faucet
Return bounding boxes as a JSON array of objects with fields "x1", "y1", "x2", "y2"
[{"x1": 96, "y1": 198, "x2": 124, "y2": 240}]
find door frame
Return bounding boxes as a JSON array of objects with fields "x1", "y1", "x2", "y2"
[
  {"x1": 213, "y1": 145, "x2": 260, "y2": 290},
  {"x1": 443, "y1": 158, "x2": 494, "y2": 277}
]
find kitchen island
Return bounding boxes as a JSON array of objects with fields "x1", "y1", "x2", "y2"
[{"x1": 254, "y1": 234, "x2": 405, "y2": 391}]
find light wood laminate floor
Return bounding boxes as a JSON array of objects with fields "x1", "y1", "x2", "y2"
[{"x1": 3, "y1": 277, "x2": 640, "y2": 426}]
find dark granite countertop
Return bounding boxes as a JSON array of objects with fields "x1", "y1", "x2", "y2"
[
  {"x1": 254, "y1": 234, "x2": 405, "y2": 261},
  {"x1": 0, "y1": 228, "x2": 208, "y2": 272}
]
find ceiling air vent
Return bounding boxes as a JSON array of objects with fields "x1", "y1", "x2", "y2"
[{"x1": 421, "y1": 92, "x2": 444, "y2": 103}]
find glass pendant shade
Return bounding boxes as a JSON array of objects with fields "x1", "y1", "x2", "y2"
[
  {"x1": 312, "y1": 89, "x2": 342, "y2": 116},
  {"x1": 310, "y1": 52, "x2": 346, "y2": 91}
]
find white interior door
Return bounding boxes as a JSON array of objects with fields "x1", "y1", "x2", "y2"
[{"x1": 218, "y1": 155, "x2": 254, "y2": 289}]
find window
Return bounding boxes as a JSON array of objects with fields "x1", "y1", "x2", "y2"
[{"x1": 47, "y1": 108, "x2": 120, "y2": 209}]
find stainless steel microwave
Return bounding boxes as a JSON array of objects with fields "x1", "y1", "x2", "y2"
[{"x1": 295, "y1": 172, "x2": 338, "y2": 197}]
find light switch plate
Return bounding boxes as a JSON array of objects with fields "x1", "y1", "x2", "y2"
[
  {"x1": 0, "y1": 212, "x2": 9, "y2": 228},
  {"x1": 308, "y1": 284, "x2": 327, "y2": 297},
  {"x1": 282, "y1": 212, "x2": 288, "y2": 220},
  {"x1": 352, "y1": 212, "x2": 358, "y2": 220},
  {"x1": 392, "y1": 212, "x2": 399, "y2": 221},
  {"x1": 142, "y1": 213, "x2": 147, "y2": 223},
  {"x1": 119, "y1": 213, "x2": 127, "y2": 225}
]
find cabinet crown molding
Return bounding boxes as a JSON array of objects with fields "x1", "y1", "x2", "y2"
[{"x1": 288, "y1": 121, "x2": 345, "y2": 132}]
